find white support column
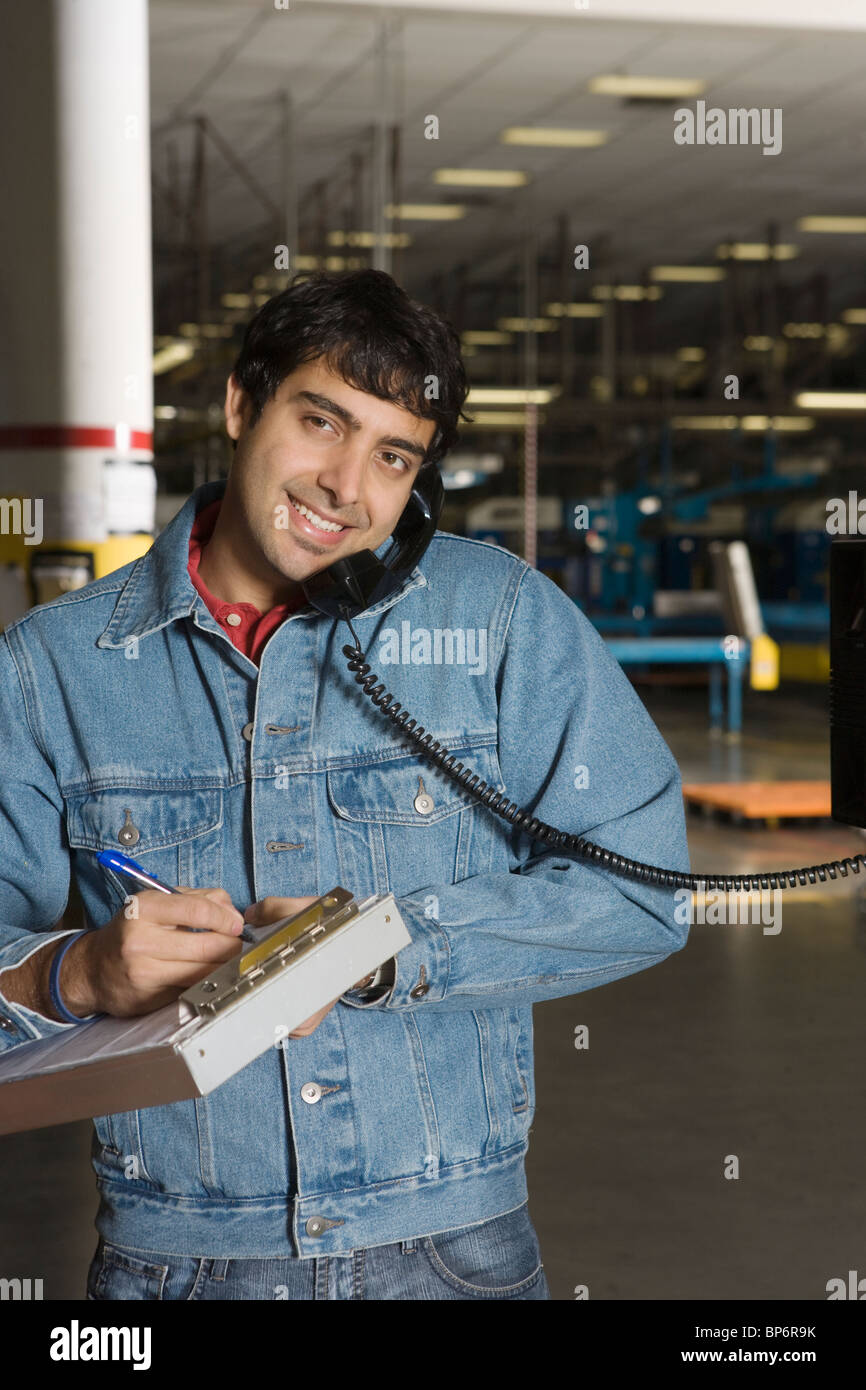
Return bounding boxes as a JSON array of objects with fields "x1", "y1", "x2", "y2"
[{"x1": 0, "y1": 0, "x2": 154, "y2": 613}]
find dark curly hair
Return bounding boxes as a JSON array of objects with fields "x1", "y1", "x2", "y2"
[{"x1": 229, "y1": 269, "x2": 472, "y2": 466}]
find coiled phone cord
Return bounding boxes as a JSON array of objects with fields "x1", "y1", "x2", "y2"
[{"x1": 341, "y1": 629, "x2": 866, "y2": 894}]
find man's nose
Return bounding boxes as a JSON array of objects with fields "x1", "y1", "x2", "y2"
[{"x1": 316, "y1": 439, "x2": 367, "y2": 509}]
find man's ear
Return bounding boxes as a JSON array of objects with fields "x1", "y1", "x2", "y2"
[{"x1": 224, "y1": 373, "x2": 250, "y2": 442}]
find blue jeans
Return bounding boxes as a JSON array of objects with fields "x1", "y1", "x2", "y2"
[{"x1": 86, "y1": 1200, "x2": 550, "y2": 1300}]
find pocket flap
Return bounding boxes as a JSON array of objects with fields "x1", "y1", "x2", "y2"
[
  {"x1": 327, "y1": 743, "x2": 504, "y2": 825},
  {"x1": 66, "y1": 786, "x2": 223, "y2": 853}
]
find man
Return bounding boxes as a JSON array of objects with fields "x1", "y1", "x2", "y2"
[{"x1": 0, "y1": 269, "x2": 690, "y2": 1300}]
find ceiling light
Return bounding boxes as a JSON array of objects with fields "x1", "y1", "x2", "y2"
[
  {"x1": 794, "y1": 392, "x2": 866, "y2": 410},
  {"x1": 152, "y1": 342, "x2": 195, "y2": 376},
  {"x1": 589, "y1": 75, "x2": 706, "y2": 99},
  {"x1": 461, "y1": 330, "x2": 514, "y2": 345},
  {"x1": 743, "y1": 336, "x2": 774, "y2": 351},
  {"x1": 385, "y1": 204, "x2": 465, "y2": 220},
  {"x1": 797, "y1": 216, "x2": 866, "y2": 233},
  {"x1": 466, "y1": 387, "x2": 560, "y2": 405},
  {"x1": 676, "y1": 347, "x2": 706, "y2": 362},
  {"x1": 433, "y1": 168, "x2": 527, "y2": 187},
  {"x1": 650, "y1": 265, "x2": 726, "y2": 282},
  {"x1": 591, "y1": 285, "x2": 662, "y2": 301},
  {"x1": 496, "y1": 317, "x2": 557, "y2": 332},
  {"x1": 545, "y1": 302, "x2": 604, "y2": 317},
  {"x1": 842, "y1": 309, "x2": 866, "y2": 324},
  {"x1": 716, "y1": 243, "x2": 798, "y2": 260},
  {"x1": 326, "y1": 230, "x2": 412, "y2": 248},
  {"x1": 462, "y1": 412, "x2": 534, "y2": 427},
  {"x1": 782, "y1": 323, "x2": 825, "y2": 338},
  {"x1": 500, "y1": 127, "x2": 608, "y2": 148}
]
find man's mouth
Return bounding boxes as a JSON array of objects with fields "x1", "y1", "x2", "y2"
[{"x1": 286, "y1": 493, "x2": 349, "y2": 535}]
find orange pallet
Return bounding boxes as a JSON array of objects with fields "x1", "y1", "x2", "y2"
[{"x1": 682, "y1": 780, "x2": 832, "y2": 820}]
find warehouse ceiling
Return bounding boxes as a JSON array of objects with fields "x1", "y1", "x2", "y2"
[
  {"x1": 149, "y1": 0, "x2": 866, "y2": 299},
  {"x1": 146, "y1": 0, "x2": 866, "y2": 496}
]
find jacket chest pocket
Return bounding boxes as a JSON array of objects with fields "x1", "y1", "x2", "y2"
[
  {"x1": 65, "y1": 786, "x2": 224, "y2": 911},
  {"x1": 326, "y1": 742, "x2": 505, "y2": 898}
]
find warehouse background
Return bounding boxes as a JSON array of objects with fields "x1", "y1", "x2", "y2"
[{"x1": 1, "y1": 0, "x2": 865, "y2": 1301}]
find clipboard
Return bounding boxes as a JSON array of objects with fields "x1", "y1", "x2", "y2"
[{"x1": 0, "y1": 888, "x2": 410, "y2": 1136}]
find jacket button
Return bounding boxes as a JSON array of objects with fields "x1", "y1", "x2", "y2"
[
  {"x1": 242, "y1": 722, "x2": 254, "y2": 742},
  {"x1": 300, "y1": 1082, "x2": 322, "y2": 1104},
  {"x1": 117, "y1": 808, "x2": 140, "y2": 847},
  {"x1": 409, "y1": 982, "x2": 429, "y2": 999},
  {"x1": 306, "y1": 1217, "x2": 326, "y2": 1236},
  {"x1": 0, "y1": 1016, "x2": 15, "y2": 1032}
]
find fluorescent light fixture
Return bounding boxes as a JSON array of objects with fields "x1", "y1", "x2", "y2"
[
  {"x1": 545, "y1": 302, "x2": 604, "y2": 318},
  {"x1": 592, "y1": 285, "x2": 663, "y2": 301},
  {"x1": 783, "y1": 322, "x2": 825, "y2": 338},
  {"x1": 461, "y1": 330, "x2": 514, "y2": 345},
  {"x1": 672, "y1": 416, "x2": 738, "y2": 430},
  {"x1": 794, "y1": 392, "x2": 866, "y2": 410},
  {"x1": 743, "y1": 336, "x2": 774, "y2": 351},
  {"x1": 797, "y1": 216, "x2": 866, "y2": 234},
  {"x1": 842, "y1": 308, "x2": 866, "y2": 324},
  {"x1": 651, "y1": 265, "x2": 726, "y2": 283},
  {"x1": 433, "y1": 168, "x2": 527, "y2": 187},
  {"x1": 716, "y1": 243, "x2": 798, "y2": 260},
  {"x1": 385, "y1": 203, "x2": 465, "y2": 220},
  {"x1": 152, "y1": 341, "x2": 195, "y2": 376},
  {"x1": 327, "y1": 230, "x2": 411, "y2": 248},
  {"x1": 672, "y1": 415, "x2": 813, "y2": 431},
  {"x1": 221, "y1": 293, "x2": 252, "y2": 309},
  {"x1": 676, "y1": 347, "x2": 706, "y2": 362},
  {"x1": 462, "y1": 412, "x2": 533, "y2": 427},
  {"x1": 500, "y1": 127, "x2": 608, "y2": 148},
  {"x1": 153, "y1": 406, "x2": 178, "y2": 421},
  {"x1": 466, "y1": 387, "x2": 560, "y2": 405},
  {"x1": 496, "y1": 317, "x2": 557, "y2": 332},
  {"x1": 589, "y1": 74, "x2": 706, "y2": 99},
  {"x1": 741, "y1": 416, "x2": 814, "y2": 431}
]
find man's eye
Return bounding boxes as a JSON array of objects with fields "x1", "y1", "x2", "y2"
[
  {"x1": 381, "y1": 452, "x2": 409, "y2": 471},
  {"x1": 306, "y1": 415, "x2": 335, "y2": 432}
]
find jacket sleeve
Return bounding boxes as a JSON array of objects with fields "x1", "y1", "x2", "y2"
[
  {"x1": 342, "y1": 562, "x2": 691, "y2": 1014},
  {"x1": 0, "y1": 630, "x2": 81, "y2": 1051}
]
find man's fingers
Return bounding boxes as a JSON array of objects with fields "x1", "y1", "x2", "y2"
[
  {"x1": 124, "y1": 921, "x2": 244, "y2": 966},
  {"x1": 129, "y1": 888, "x2": 245, "y2": 936}
]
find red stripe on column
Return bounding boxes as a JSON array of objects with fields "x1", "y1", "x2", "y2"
[{"x1": 0, "y1": 425, "x2": 153, "y2": 450}]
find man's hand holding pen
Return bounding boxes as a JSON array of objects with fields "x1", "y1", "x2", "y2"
[{"x1": 57, "y1": 863, "x2": 375, "y2": 1033}]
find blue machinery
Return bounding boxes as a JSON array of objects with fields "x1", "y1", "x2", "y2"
[{"x1": 604, "y1": 636, "x2": 749, "y2": 737}]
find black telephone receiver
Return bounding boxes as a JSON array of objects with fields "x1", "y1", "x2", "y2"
[{"x1": 302, "y1": 460, "x2": 444, "y2": 620}]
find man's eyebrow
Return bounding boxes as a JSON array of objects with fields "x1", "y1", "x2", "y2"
[{"x1": 291, "y1": 389, "x2": 428, "y2": 462}]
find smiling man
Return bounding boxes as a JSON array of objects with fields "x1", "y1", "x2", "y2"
[{"x1": 0, "y1": 269, "x2": 690, "y2": 1300}]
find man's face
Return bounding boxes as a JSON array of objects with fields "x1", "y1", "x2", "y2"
[{"x1": 223, "y1": 357, "x2": 437, "y2": 588}]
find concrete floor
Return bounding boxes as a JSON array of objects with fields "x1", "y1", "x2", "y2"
[{"x1": 2, "y1": 681, "x2": 864, "y2": 1300}]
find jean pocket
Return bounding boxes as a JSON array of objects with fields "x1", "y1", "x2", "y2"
[
  {"x1": 88, "y1": 1240, "x2": 169, "y2": 1301},
  {"x1": 421, "y1": 1201, "x2": 544, "y2": 1297}
]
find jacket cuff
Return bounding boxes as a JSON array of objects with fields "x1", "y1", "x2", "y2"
[
  {"x1": 341, "y1": 897, "x2": 450, "y2": 1010},
  {"x1": 0, "y1": 930, "x2": 84, "y2": 1048}
]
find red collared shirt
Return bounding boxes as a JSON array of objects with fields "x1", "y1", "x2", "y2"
[{"x1": 187, "y1": 498, "x2": 302, "y2": 666}]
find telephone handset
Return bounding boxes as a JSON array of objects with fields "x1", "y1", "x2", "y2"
[
  {"x1": 303, "y1": 474, "x2": 865, "y2": 897},
  {"x1": 302, "y1": 461, "x2": 444, "y2": 621}
]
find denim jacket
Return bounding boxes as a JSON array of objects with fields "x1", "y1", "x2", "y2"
[{"x1": 0, "y1": 479, "x2": 690, "y2": 1257}]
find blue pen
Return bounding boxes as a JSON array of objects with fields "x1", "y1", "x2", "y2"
[{"x1": 95, "y1": 850, "x2": 253, "y2": 942}]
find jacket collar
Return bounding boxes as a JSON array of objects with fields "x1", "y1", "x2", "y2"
[{"x1": 97, "y1": 478, "x2": 429, "y2": 650}]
